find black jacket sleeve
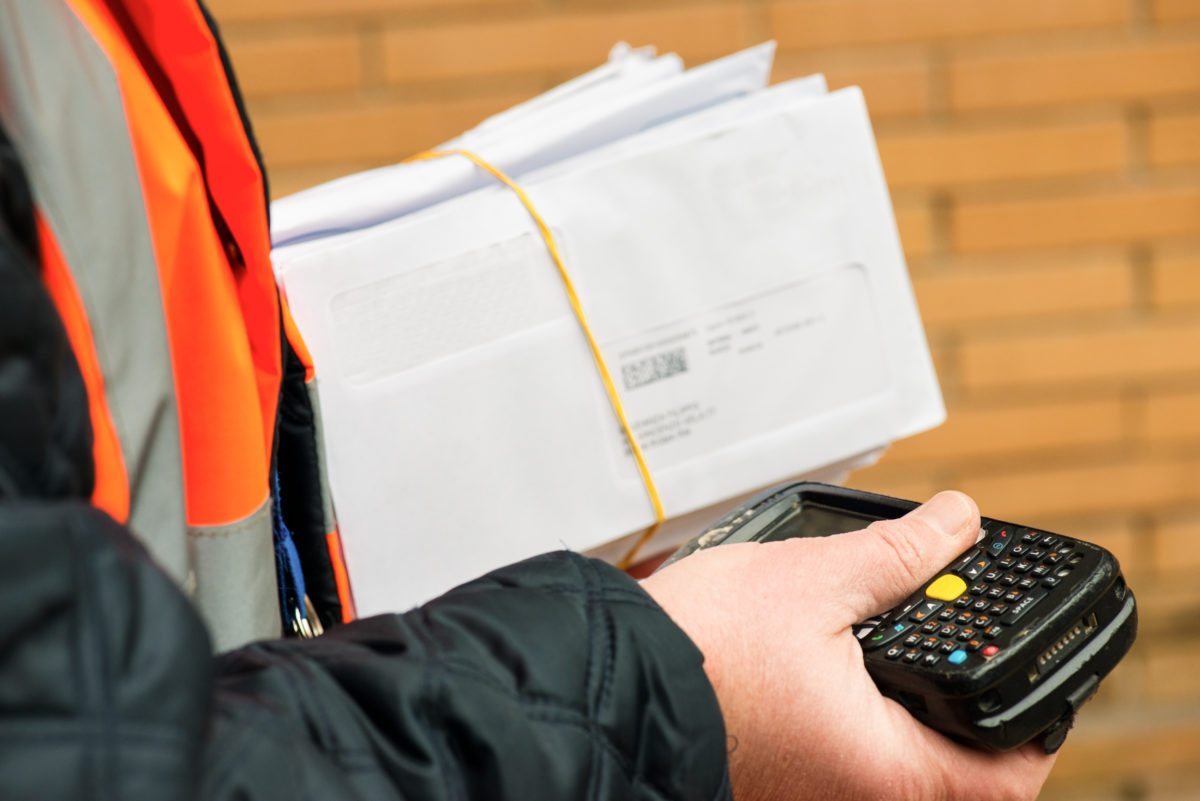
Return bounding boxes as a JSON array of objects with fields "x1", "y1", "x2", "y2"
[
  {"x1": 205, "y1": 551, "x2": 732, "y2": 801},
  {"x1": 0, "y1": 508, "x2": 731, "y2": 801}
]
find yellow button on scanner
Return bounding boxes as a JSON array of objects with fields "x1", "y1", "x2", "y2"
[{"x1": 926, "y1": 574, "x2": 968, "y2": 602}]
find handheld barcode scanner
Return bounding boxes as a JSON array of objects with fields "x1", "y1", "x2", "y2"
[{"x1": 659, "y1": 482, "x2": 1137, "y2": 753}]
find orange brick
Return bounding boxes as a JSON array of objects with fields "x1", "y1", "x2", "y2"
[
  {"x1": 1151, "y1": 250, "x2": 1200, "y2": 308},
  {"x1": 1143, "y1": 767, "x2": 1200, "y2": 801},
  {"x1": 914, "y1": 259, "x2": 1133, "y2": 328},
  {"x1": 1151, "y1": 513, "x2": 1200, "y2": 575},
  {"x1": 882, "y1": 397, "x2": 1126, "y2": 464},
  {"x1": 1047, "y1": 704, "x2": 1200, "y2": 782},
  {"x1": 833, "y1": 63, "x2": 931, "y2": 120},
  {"x1": 892, "y1": 199, "x2": 934, "y2": 260},
  {"x1": 1038, "y1": 783, "x2": 1127, "y2": 801},
  {"x1": 950, "y1": 40, "x2": 1200, "y2": 111},
  {"x1": 952, "y1": 186, "x2": 1200, "y2": 253},
  {"x1": 223, "y1": 32, "x2": 362, "y2": 97},
  {"x1": 961, "y1": 319, "x2": 1200, "y2": 391},
  {"x1": 957, "y1": 457, "x2": 1200, "y2": 522},
  {"x1": 1144, "y1": 642, "x2": 1200, "y2": 702},
  {"x1": 1128, "y1": 572, "x2": 1200, "y2": 637},
  {"x1": 1152, "y1": 0, "x2": 1200, "y2": 23},
  {"x1": 269, "y1": 163, "x2": 382, "y2": 200},
  {"x1": 254, "y1": 94, "x2": 528, "y2": 168},
  {"x1": 772, "y1": 57, "x2": 931, "y2": 119},
  {"x1": 381, "y1": 6, "x2": 749, "y2": 83},
  {"x1": 1144, "y1": 387, "x2": 1200, "y2": 445},
  {"x1": 208, "y1": 0, "x2": 534, "y2": 24},
  {"x1": 844, "y1": 464, "x2": 943, "y2": 503},
  {"x1": 1149, "y1": 110, "x2": 1200, "y2": 168},
  {"x1": 768, "y1": 0, "x2": 1127, "y2": 49},
  {"x1": 878, "y1": 119, "x2": 1127, "y2": 190}
]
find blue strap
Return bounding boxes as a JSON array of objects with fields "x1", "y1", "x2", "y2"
[{"x1": 271, "y1": 470, "x2": 307, "y2": 631}]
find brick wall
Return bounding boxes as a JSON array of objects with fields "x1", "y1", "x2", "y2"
[{"x1": 208, "y1": 0, "x2": 1200, "y2": 797}]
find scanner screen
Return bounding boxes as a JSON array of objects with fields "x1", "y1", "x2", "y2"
[{"x1": 756, "y1": 501, "x2": 880, "y2": 542}]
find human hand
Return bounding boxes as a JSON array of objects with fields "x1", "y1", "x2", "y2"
[{"x1": 640, "y1": 491, "x2": 1057, "y2": 801}]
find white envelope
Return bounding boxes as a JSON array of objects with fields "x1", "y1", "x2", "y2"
[
  {"x1": 271, "y1": 42, "x2": 776, "y2": 249},
  {"x1": 279, "y1": 84, "x2": 944, "y2": 616}
]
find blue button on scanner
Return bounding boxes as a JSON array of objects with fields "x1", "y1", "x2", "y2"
[{"x1": 947, "y1": 650, "x2": 968, "y2": 665}]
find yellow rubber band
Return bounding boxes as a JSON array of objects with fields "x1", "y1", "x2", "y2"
[{"x1": 408, "y1": 149, "x2": 664, "y2": 569}]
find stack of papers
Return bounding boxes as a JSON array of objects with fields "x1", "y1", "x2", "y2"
[{"x1": 273, "y1": 42, "x2": 945, "y2": 616}]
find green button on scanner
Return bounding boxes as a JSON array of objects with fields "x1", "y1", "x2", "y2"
[{"x1": 926, "y1": 574, "x2": 968, "y2": 602}]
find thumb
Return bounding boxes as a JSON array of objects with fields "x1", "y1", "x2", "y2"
[{"x1": 832, "y1": 491, "x2": 981, "y2": 623}]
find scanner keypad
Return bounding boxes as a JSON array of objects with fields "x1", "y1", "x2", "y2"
[{"x1": 862, "y1": 527, "x2": 1081, "y2": 665}]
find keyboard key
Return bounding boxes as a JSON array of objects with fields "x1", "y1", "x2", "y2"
[{"x1": 1002, "y1": 589, "x2": 1047, "y2": 625}]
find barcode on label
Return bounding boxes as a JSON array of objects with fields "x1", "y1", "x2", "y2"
[{"x1": 621, "y1": 347, "x2": 688, "y2": 391}]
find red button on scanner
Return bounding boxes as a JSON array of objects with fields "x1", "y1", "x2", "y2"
[{"x1": 982, "y1": 645, "x2": 1000, "y2": 658}]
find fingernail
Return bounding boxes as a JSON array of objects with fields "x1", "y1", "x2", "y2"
[{"x1": 911, "y1": 492, "x2": 975, "y2": 537}]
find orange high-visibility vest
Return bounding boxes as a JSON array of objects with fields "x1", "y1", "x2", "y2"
[{"x1": 0, "y1": 0, "x2": 353, "y2": 650}]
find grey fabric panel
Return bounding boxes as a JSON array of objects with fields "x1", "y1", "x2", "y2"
[
  {"x1": 0, "y1": 1, "x2": 188, "y2": 580},
  {"x1": 189, "y1": 500, "x2": 282, "y2": 652},
  {"x1": 306, "y1": 381, "x2": 338, "y2": 534}
]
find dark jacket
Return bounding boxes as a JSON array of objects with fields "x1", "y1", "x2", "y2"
[{"x1": 0, "y1": 125, "x2": 732, "y2": 800}]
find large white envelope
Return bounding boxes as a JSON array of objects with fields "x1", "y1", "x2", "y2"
[{"x1": 279, "y1": 84, "x2": 944, "y2": 615}]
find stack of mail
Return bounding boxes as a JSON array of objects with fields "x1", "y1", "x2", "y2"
[{"x1": 272, "y1": 42, "x2": 945, "y2": 616}]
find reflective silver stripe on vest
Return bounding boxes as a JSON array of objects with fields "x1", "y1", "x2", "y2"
[
  {"x1": 189, "y1": 500, "x2": 279, "y2": 652},
  {"x1": 0, "y1": 0, "x2": 186, "y2": 578},
  {"x1": 0, "y1": 0, "x2": 282, "y2": 650},
  {"x1": 308, "y1": 381, "x2": 338, "y2": 537}
]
